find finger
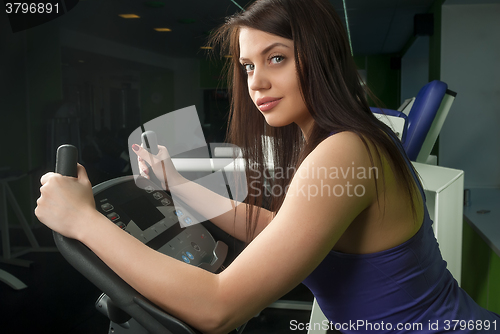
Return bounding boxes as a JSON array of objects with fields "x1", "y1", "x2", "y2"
[
  {"x1": 40, "y1": 172, "x2": 55, "y2": 185},
  {"x1": 157, "y1": 145, "x2": 171, "y2": 160},
  {"x1": 140, "y1": 170, "x2": 150, "y2": 179},
  {"x1": 138, "y1": 160, "x2": 150, "y2": 174},
  {"x1": 136, "y1": 153, "x2": 149, "y2": 173},
  {"x1": 132, "y1": 144, "x2": 156, "y2": 166},
  {"x1": 77, "y1": 164, "x2": 91, "y2": 185}
]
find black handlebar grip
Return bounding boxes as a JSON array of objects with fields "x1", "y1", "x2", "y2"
[
  {"x1": 141, "y1": 131, "x2": 159, "y2": 155},
  {"x1": 55, "y1": 145, "x2": 78, "y2": 177}
]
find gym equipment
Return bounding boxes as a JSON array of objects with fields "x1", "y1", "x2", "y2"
[
  {"x1": 53, "y1": 136, "x2": 245, "y2": 334},
  {"x1": 371, "y1": 80, "x2": 457, "y2": 163}
]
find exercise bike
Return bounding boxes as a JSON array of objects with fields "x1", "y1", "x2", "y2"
[{"x1": 53, "y1": 133, "x2": 246, "y2": 334}]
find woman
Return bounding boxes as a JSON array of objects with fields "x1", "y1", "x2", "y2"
[{"x1": 36, "y1": 0, "x2": 499, "y2": 333}]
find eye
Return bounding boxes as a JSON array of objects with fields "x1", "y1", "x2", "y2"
[
  {"x1": 270, "y1": 55, "x2": 285, "y2": 64},
  {"x1": 242, "y1": 63, "x2": 255, "y2": 73}
]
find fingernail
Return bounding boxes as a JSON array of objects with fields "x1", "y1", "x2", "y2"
[{"x1": 132, "y1": 144, "x2": 140, "y2": 152}]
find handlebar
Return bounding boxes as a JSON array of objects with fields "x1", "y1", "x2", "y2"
[{"x1": 142, "y1": 130, "x2": 159, "y2": 155}]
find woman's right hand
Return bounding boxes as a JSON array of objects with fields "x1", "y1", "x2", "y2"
[{"x1": 132, "y1": 144, "x2": 183, "y2": 190}]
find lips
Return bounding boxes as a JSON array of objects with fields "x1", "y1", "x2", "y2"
[{"x1": 256, "y1": 97, "x2": 282, "y2": 112}]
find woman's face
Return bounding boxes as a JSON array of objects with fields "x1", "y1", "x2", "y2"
[{"x1": 239, "y1": 27, "x2": 313, "y2": 134}]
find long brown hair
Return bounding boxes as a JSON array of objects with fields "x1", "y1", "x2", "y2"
[{"x1": 211, "y1": 0, "x2": 421, "y2": 242}]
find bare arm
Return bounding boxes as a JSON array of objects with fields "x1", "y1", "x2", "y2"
[
  {"x1": 170, "y1": 180, "x2": 273, "y2": 243},
  {"x1": 36, "y1": 132, "x2": 375, "y2": 333}
]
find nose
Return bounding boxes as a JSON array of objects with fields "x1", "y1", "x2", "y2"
[{"x1": 248, "y1": 67, "x2": 271, "y2": 92}]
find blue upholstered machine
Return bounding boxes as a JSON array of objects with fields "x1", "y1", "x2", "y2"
[{"x1": 371, "y1": 80, "x2": 457, "y2": 163}]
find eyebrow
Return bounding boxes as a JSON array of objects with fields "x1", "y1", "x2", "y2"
[{"x1": 239, "y1": 42, "x2": 290, "y2": 62}]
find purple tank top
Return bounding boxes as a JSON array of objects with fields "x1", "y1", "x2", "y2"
[{"x1": 302, "y1": 138, "x2": 500, "y2": 333}]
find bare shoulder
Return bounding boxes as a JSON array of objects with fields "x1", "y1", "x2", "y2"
[
  {"x1": 307, "y1": 131, "x2": 376, "y2": 171},
  {"x1": 317, "y1": 131, "x2": 371, "y2": 152}
]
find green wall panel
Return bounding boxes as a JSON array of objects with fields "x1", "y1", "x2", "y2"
[
  {"x1": 462, "y1": 219, "x2": 500, "y2": 314},
  {"x1": 461, "y1": 221, "x2": 490, "y2": 308},
  {"x1": 353, "y1": 56, "x2": 366, "y2": 71},
  {"x1": 365, "y1": 55, "x2": 400, "y2": 110},
  {"x1": 488, "y1": 250, "x2": 500, "y2": 314}
]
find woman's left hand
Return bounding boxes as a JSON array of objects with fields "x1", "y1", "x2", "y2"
[{"x1": 35, "y1": 164, "x2": 96, "y2": 240}]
